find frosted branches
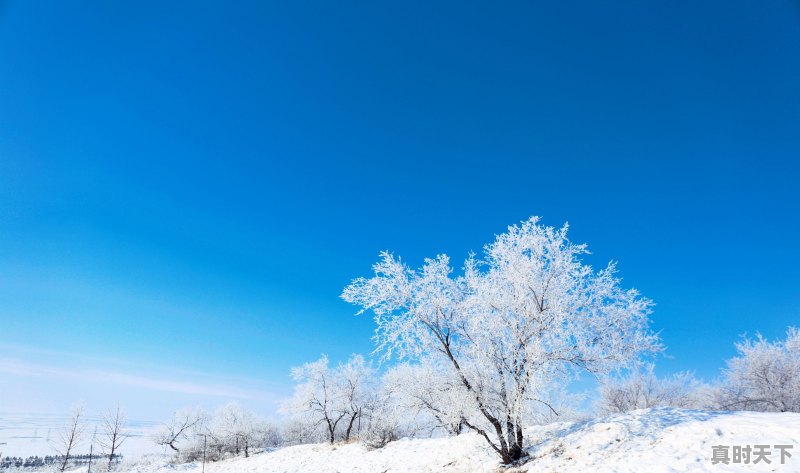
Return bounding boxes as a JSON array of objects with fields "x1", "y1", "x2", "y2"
[{"x1": 342, "y1": 216, "x2": 660, "y2": 463}]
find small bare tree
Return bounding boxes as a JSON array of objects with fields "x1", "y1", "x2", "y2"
[
  {"x1": 54, "y1": 405, "x2": 85, "y2": 472},
  {"x1": 98, "y1": 407, "x2": 128, "y2": 470}
]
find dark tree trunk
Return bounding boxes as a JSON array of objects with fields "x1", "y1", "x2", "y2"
[
  {"x1": 327, "y1": 419, "x2": 336, "y2": 444},
  {"x1": 438, "y1": 332, "x2": 528, "y2": 464},
  {"x1": 107, "y1": 445, "x2": 116, "y2": 471},
  {"x1": 344, "y1": 409, "x2": 360, "y2": 441}
]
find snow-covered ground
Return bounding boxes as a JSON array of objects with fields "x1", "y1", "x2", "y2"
[{"x1": 21, "y1": 408, "x2": 800, "y2": 473}]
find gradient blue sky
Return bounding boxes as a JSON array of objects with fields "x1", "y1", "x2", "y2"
[{"x1": 1, "y1": 1, "x2": 799, "y2": 420}]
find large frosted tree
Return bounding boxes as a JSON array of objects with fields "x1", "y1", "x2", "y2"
[{"x1": 342, "y1": 217, "x2": 660, "y2": 464}]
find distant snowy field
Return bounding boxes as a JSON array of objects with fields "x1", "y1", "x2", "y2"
[{"x1": 23, "y1": 408, "x2": 799, "y2": 473}]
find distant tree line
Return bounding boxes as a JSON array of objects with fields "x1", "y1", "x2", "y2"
[
  {"x1": 0, "y1": 404, "x2": 131, "y2": 471},
  {"x1": 597, "y1": 327, "x2": 800, "y2": 414},
  {"x1": 0, "y1": 453, "x2": 122, "y2": 470}
]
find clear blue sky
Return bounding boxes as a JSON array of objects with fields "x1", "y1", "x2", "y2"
[{"x1": 1, "y1": 1, "x2": 798, "y2": 419}]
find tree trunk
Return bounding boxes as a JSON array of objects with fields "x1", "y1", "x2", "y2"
[
  {"x1": 436, "y1": 326, "x2": 528, "y2": 464},
  {"x1": 344, "y1": 410, "x2": 360, "y2": 441},
  {"x1": 327, "y1": 420, "x2": 335, "y2": 444},
  {"x1": 107, "y1": 445, "x2": 116, "y2": 471}
]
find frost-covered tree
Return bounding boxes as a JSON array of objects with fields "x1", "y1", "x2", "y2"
[
  {"x1": 527, "y1": 385, "x2": 587, "y2": 425},
  {"x1": 337, "y1": 354, "x2": 375, "y2": 441},
  {"x1": 284, "y1": 354, "x2": 375, "y2": 444},
  {"x1": 342, "y1": 217, "x2": 660, "y2": 464},
  {"x1": 714, "y1": 328, "x2": 800, "y2": 412},
  {"x1": 280, "y1": 419, "x2": 324, "y2": 446},
  {"x1": 153, "y1": 408, "x2": 207, "y2": 454},
  {"x1": 210, "y1": 402, "x2": 260, "y2": 458},
  {"x1": 207, "y1": 402, "x2": 279, "y2": 458},
  {"x1": 598, "y1": 365, "x2": 702, "y2": 414},
  {"x1": 381, "y1": 360, "x2": 469, "y2": 436},
  {"x1": 284, "y1": 355, "x2": 346, "y2": 445}
]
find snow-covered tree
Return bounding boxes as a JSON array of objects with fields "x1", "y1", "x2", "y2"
[
  {"x1": 284, "y1": 355, "x2": 345, "y2": 445},
  {"x1": 283, "y1": 354, "x2": 375, "y2": 444},
  {"x1": 255, "y1": 421, "x2": 283, "y2": 450},
  {"x1": 210, "y1": 402, "x2": 261, "y2": 458},
  {"x1": 360, "y1": 388, "x2": 410, "y2": 449},
  {"x1": 381, "y1": 360, "x2": 469, "y2": 436},
  {"x1": 152, "y1": 408, "x2": 207, "y2": 454},
  {"x1": 528, "y1": 385, "x2": 587, "y2": 425},
  {"x1": 337, "y1": 354, "x2": 375, "y2": 441},
  {"x1": 598, "y1": 365, "x2": 702, "y2": 414},
  {"x1": 280, "y1": 419, "x2": 324, "y2": 446},
  {"x1": 205, "y1": 402, "x2": 279, "y2": 458},
  {"x1": 714, "y1": 328, "x2": 800, "y2": 412},
  {"x1": 342, "y1": 217, "x2": 660, "y2": 464}
]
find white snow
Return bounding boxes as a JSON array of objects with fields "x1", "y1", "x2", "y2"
[
  {"x1": 518, "y1": 408, "x2": 800, "y2": 473},
  {"x1": 25, "y1": 408, "x2": 800, "y2": 473}
]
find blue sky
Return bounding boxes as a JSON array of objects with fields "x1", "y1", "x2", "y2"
[{"x1": 1, "y1": 1, "x2": 798, "y2": 420}]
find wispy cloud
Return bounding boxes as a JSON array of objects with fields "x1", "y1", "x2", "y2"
[{"x1": 0, "y1": 358, "x2": 264, "y2": 400}]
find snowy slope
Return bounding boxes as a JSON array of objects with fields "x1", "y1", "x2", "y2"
[
  {"x1": 57, "y1": 408, "x2": 800, "y2": 473},
  {"x1": 518, "y1": 408, "x2": 800, "y2": 473}
]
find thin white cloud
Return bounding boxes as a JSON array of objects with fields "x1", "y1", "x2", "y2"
[
  {"x1": 0, "y1": 358, "x2": 263, "y2": 400},
  {"x1": 97, "y1": 370, "x2": 260, "y2": 399}
]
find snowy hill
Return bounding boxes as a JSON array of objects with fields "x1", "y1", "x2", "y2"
[{"x1": 65, "y1": 408, "x2": 800, "y2": 473}]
